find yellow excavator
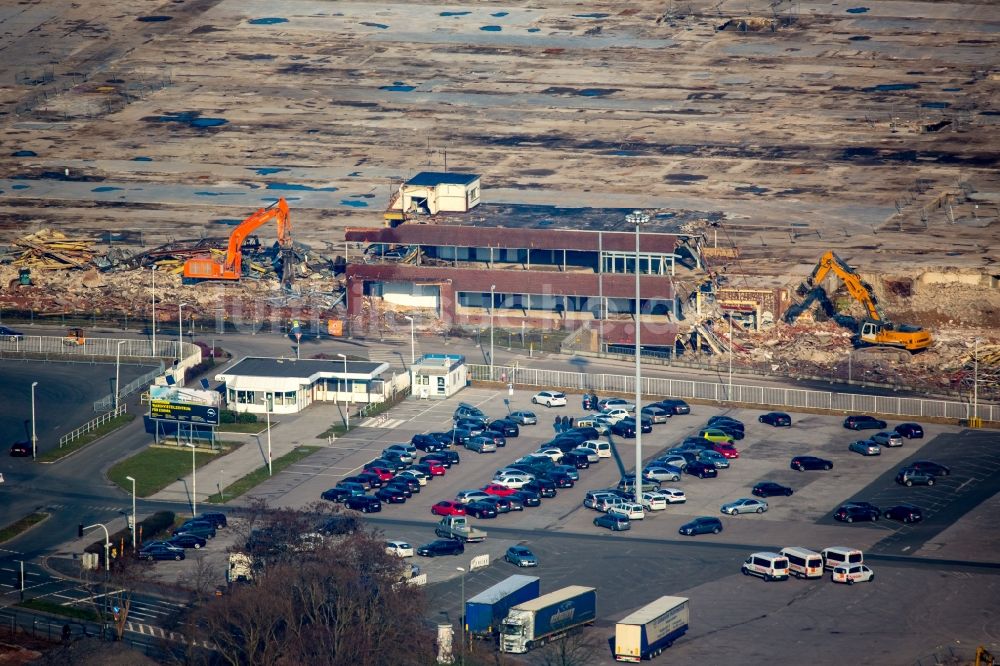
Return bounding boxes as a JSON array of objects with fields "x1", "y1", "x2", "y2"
[{"x1": 785, "y1": 251, "x2": 932, "y2": 352}]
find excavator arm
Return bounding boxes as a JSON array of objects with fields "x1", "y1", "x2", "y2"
[
  {"x1": 808, "y1": 251, "x2": 888, "y2": 323},
  {"x1": 184, "y1": 198, "x2": 291, "y2": 280}
]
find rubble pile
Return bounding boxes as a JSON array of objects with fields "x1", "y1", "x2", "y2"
[{"x1": 11, "y1": 229, "x2": 96, "y2": 270}]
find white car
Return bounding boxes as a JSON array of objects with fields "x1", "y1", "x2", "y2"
[
  {"x1": 534, "y1": 447, "x2": 565, "y2": 463},
  {"x1": 493, "y1": 473, "x2": 532, "y2": 489},
  {"x1": 397, "y1": 470, "x2": 428, "y2": 486},
  {"x1": 385, "y1": 540, "x2": 414, "y2": 558},
  {"x1": 584, "y1": 491, "x2": 618, "y2": 509},
  {"x1": 832, "y1": 564, "x2": 874, "y2": 585},
  {"x1": 599, "y1": 408, "x2": 631, "y2": 424},
  {"x1": 576, "y1": 418, "x2": 611, "y2": 435},
  {"x1": 661, "y1": 488, "x2": 687, "y2": 504},
  {"x1": 608, "y1": 502, "x2": 645, "y2": 520},
  {"x1": 641, "y1": 492, "x2": 668, "y2": 511},
  {"x1": 580, "y1": 440, "x2": 612, "y2": 458},
  {"x1": 532, "y1": 391, "x2": 567, "y2": 407},
  {"x1": 597, "y1": 496, "x2": 628, "y2": 512}
]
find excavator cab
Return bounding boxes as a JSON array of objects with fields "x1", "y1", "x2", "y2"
[{"x1": 63, "y1": 327, "x2": 85, "y2": 346}]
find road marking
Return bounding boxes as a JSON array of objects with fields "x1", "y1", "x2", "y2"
[{"x1": 62, "y1": 588, "x2": 126, "y2": 606}]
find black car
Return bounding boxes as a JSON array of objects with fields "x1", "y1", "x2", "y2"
[
  {"x1": 510, "y1": 489, "x2": 541, "y2": 507},
  {"x1": 790, "y1": 456, "x2": 833, "y2": 471},
  {"x1": 909, "y1": 460, "x2": 950, "y2": 476},
  {"x1": 428, "y1": 449, "x2": 461, "y2": 465},
  {"x1": 388, "y1": 477, "x2": 419, "y2": 494},
  {"x1": 318, "y1": 514, "x2": 361, "y2": 536},
  {"x1": 834, "y1": 505, "x2": 879, "y2": 523},
  {"x1": 545, "y1": 470, "x2": 575, "y2": 488},
  {"x1": 562, "y1": 451, "x2": 591, "y2": 469},
  {"x1": 417, "y1": 539, "x2": 465, "y2": 557},
  {"x1": 168, "y1": 533, "x2": 207, "y2": 549},
  {"x1": 563, "y1": 427, "x2": 601, "y2": 442},
  {"x1": 381, "y1": 451, "x2": 411, "y2": 467},
  {"x1": 321, "y1": 487, "x2": 354, "y2": 503},
  {"x1": 173, "y1": 523, "x2": 216, "y2": 540},
  {"x1": 489, "y1": 419, "x2": 520, "y2": 437},
  {"x1": 706, "y1": 422, "x2": 745, "y2": 440},
  {"x1": 341, "y1": 475, "x2": 373, "y2": 490},
  {"x1": 610, "y1": 420, "x2": 636, "y2": 438},
  {"x1": 884, "y1": 504, "x2": 923, "y2": 523},
  {"x1": 896, "y1": 468, "x2": 936, "y2": 487},
  {"x1": 843, "y1": 415, "x2": 887, "y2": 430},
  {"x1": 411, "y1": 434, "x2": 444, "y2": 452},
  {"x1": 444, "y1": 428, "x2": 473, "y2": 445},
  {"x1": 758, "y1": 412, "x2": 792, "y2": 427},
  {"x1": 383, "y1": 481, "x2": 412, "y2": 498},
  {"x1": 410, "y1": 463, "x2": 439, "y2": 478},
  {"x1": 199, "y1": 512, "x2": 228, "y2": 529},
  {"x1": 707, "y1": 415, "x2": 744, "y2": 430},
  {"x1": 138, "y1": 543, "x2": 185, "y2": 561},
  {"x1": 356, "y1": 472, "x2": 384, "y2": 489},
  {"x1": 9, "y1": 441, "x2": 30, "y2": 457},
  {"x1": 678, "y1": 517, "x2": 722, "y2": 536},
  {"x1": 375, "y1": 486, "x2": 407, "y2": 503},
  {"x1": 465, "y1": 501, "x2": 498, "y2": 519},
  {"x1": 752, "y1": 482, "x2": 793, "y2": 497},
  {"x1": 367, "y1": 457, "x2": 405, "y2": 473},
  {"x1": 656, "y1": 399, "x2": 691, "y2": 415},
  {"x1": 483, "y1": 496, "x2": 515, "y2": 513},
  {"x1": 344, "y1": 496, "x2": 382, "y2": 513},
  {"x1": 894, "y1": 423, "x2": 924, "y2": 439},
  {"x1": 618, "y1": 417, "x2": 653, "y2": 434},
  {"x1": 523, "y1": 479, "x2": 557, "y2": 498},
  {"x1": 454, "y1": 417, "x2": 487, "y2": 434},
  {"x1": 685, "y1": 461, "x2": 718, "y2": 479}
]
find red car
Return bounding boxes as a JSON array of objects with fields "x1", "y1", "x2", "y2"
[
  {"x1": 712, "y1": 442, "x2": 740, "y2": 459},
  {"x1": 422, "y1": 461, "x2": 447, "y2": 476},
  {"x1": 363, "y1": 465, "x2": 395, "y2": 481},
  {"x1": 431, "y1": 500, "x2": 466, "y2": 516},
  {"x1": 482, "y1": 483, "x2": 517, "y2": 497}
]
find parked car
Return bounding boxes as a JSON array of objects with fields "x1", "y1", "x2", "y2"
[
  {"x1": 173, "y1": 522, "x2": 216, "y2": 540},
  {"x1": 318, "y1": 514, "x2": 361, "y2": 536},
  {"x1": 896, "y1": 468, "x2": 936, "y2": 486},
  {"x1": 656, "y1": 399, "x2": 691, "y2": 415},
  {"x1": 598, "y1": 398, "x2": 635, "y2": 412},
  {"x1": 678, "y1": 517, "x2": 722, "y2": 536},
  {"x1": 491, "y1": 494, "x2": 522, "y2": 512},
  {"x1": 546, "y1": 470, "x2": 576, "y2": 488},
  {"x1": 721, "y1": 498, "x2": 768, "y2": 515},
  {"x1": 414, "y1": 460, "x2": 446, "y2": 477},
  {"x1": 493, "y1": 473, "x2": 533, "y2": 489},
  {"x1": 411, "y1": 434, "x2": 445, "y2": 452},
  {"x1": 508, "y1": 410, "x2": 538, "y2": 425},
  {"x1": 465, "y1": 437, "x2": 497, "y2": 454},
  {"x1": 790, "y1": 456, "x2": 833, "y2": 471},
  {"x1": 444, "y1": 428, "x2": 473, "y2": 446},
  {"x1": 453, "y1": 402, "x2": 486, "y2": 421},
  {"x1": 617, "y1": 417, "x2": 653, "y2": 434},
  {"x1": 759, "y1": 412, "x2": 792, "y2": 427},
  {"x1": 685, "y1": 461, "x2": 718, "y2": 479},
  {"x1": 562, "y1": 451, "x2": 592, "y2": 468},
  {"x1": 894, "y1": 422, "x2": 924, "y2": 439},
  {"x1": 523, "y1": 479, "x2": 557, "y2": 498},
  {"x1": 483, "y1": 483, "x2": 517, "y2": 497},
  {"x1": 0, "y1": 326, "x2": 24, "y2": 341},
  {"x1": 387, "y1": 477, "x2": 418, "y2": 494},
  {"x1": 9, "y1": 441, "x2": 30, "y2": 457},
  {"x1": 431, "y1": 500, "x2": 466, "y2": 516},
  {"x1": 384, "y1": 443, "x2": 417, "y2": 462},
  {"x1": 454, "y1": 418, "x2": 487, "y2": 435},
  {"x1": 698, "y1": 450, "x2": 730, "y2": 469},
  {"x1": 699, "y1": 428, "x2": 734, "y2": 443},
  {"x1": 345, "y1": 496, "x2": 382, "y2": 513},
  {"x1": 843, "y1": 415, "x2": 887, "y2": 430},
  {"x1": 908, "y1": 460, "x2": 951, "y2": 476},
  {"x1": 711, "y1": 442, "x2": 740, "y2": 459},
  {"x1": 368, "y1": 457, "x2": 405, "y2": 473},
  {"x1": 660, "y1": 487, "x2": 687, "y2": 504},
  {"x1": 510, "y1": 489, "x2": 541, "y2": 507},
  {"x1": 641, "y1": 492, "x2": 668, "y2": 511},
  {"x1": 481, "y1": 431, "x2": 507, "y2": 447},
  {"x1": 594, "y1": 513, "x2": 631, "y2": 531},
  {"x1": 417, "y1": 540, "x2": 465, "y2": 557},
  {"x1": 396, "y1": 470, "x2": 428, "y2": 486},
  {"x1": 199, "y1": 512, "x2": 228, "y2": 529},
  {"x1": 654, "y1": 454, "x2": 688, "y2": 470},
  {"x1": 356, "y1": 472, "x2": 385, "y2": 488},
  {"x1": 871, "y1": 431, "x2": 904, "y2": 448},
  {"x1": 641, "y1": 405, "x2": 672, "y2": 423},
  {"x1": 884, "y1": 504, "x2": 924, "y2": 523},
  {"x1": 425, "y1": 450, "x2": 461, "y2": 466},
  {"x1": 489, "y1": 419, "x2": 520, "y2": 437},
  {"x1": 834, "y1": 505, "x2": 879, "y2": 523},
  {"x1": 385, "y1": 540, "x2": 414, "y2": 558},
  {"x1": 138, "y1": 543, "x2": 185, "y2": 561},
  {"x1": 534, "y1": 447, "x2": 565, "y2": 463},
  {"x1": 752, "y1": 482, "x2": 793, "y2": 498},
  {"x1": 321, "y1": 487, "x2": 354, "y2": 503},
  {"x1": 532, "y1": 391, "x2": 567, "y2": 407},
  {"x1": 706, "y1": 423, "x2": 745, "y2": 441},
  {"x1": 608, "y1": 502, "x2": 645, "y2": 520},
  {"x1": 341, "y1": 475, "x2": 374, "y2": 490},
  {"x1": 168, "y1": 533, "x2": 207, "y2": 549},
  {"x1": 363, "y1": 465, "x2": 395, "y2": 481},
  {"x1": 376, "y1": 486, "x2": 408, "y2": 503},
  {"x1": 455, "y1": 489, "x2": 492, "y2": 504},
  {"x1": 504, "y1": 546, "x2": 538, "y2": 568},
  {"x1": 618, "y1": 476, "x2": 660, "y2": 492},
  {"x1": 643, "y1": 465, "x2": 682, "y2": 482},
  {"x1": 849, "y1": 439, "x2": 882, "y2": 456},
  {"x1": 831, "y1": 564, "x2": 874, "y2": 585},
  {"x1": 707, "y1": 415, "x2": 744, "y2": 429},
  {"x1": 383, "y1": 481, "x2": 412, "y2": 498},
  {"x1": 466, "y1": 500, "x2": 499, "y2": 519}
]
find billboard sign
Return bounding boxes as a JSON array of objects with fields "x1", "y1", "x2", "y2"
[{"x1": 149, "y1": 386, "x2": 221, "y2": 425}]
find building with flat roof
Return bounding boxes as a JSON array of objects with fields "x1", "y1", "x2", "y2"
[{"x1": 386, "y1": 171, "x2": 481, "y2": 219}]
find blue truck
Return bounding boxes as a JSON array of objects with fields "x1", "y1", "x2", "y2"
[
  {"x1": 614, "y1": 596, "x2": 689, "y2": 662},
  {"x1": 465, "y1": 574, "x2": 541, "y2": 640},
  {"x1": 500, "y1": 585, "x2": 597, "y2": 653}
]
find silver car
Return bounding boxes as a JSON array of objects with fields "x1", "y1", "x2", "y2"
[
  {"x1": 642, "y1": 465, "x2": 682, "y2": 482},
  {"x1": 849, "y1": 439, "x2": 882, "y2": 456},
  {"x1": 466, "y1": 437, "x2": 497, "y2": 454},
  {"x1": 508, "y1": 410, "x2": 538, "y2": 425},
  {"x1": 653, "y1": 454, "x2": 688, "y2": 470},
  {"x1": 698, "y1": 450, "x2": 730, "y2": 469},
  {"x1": 871, "y1": 431, "x2": 904, "y2": 448}
]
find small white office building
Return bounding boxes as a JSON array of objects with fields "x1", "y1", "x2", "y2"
[{"x1": 410, "y1": 354, "x2": 467, "y2": 400}]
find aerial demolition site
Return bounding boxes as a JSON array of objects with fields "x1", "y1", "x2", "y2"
[{"x1": 0, "y1": 0, "x2": 998, "y2": 402}]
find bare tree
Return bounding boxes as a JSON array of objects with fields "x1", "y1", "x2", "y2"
[{"x1": 534, "y1": 627, "x2": 603, "y2": 666}]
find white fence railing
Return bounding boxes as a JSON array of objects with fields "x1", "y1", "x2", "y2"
[
  {"x1": 468, "y1": 364, "x2": 998, "y2": 423},
  {"x1": 0, "y1": 335, "x2": 196, "y2": 360},
  {"x1": 59, "y1": 404, "x2": 127, "y2": 448},
  {"x1": 94, "y1": 363, "x2": 165, "y2": 412}
]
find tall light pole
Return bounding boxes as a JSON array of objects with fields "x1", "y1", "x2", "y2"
[
  {"x1": 456, "y1": 566, "x2": 467, "y2": 661},
  {"x1": 489, "y1": 284, "x2": 496, "y2": 379},
  {"x1": 80, "y1": 523, "x2": 111, "y2": 572},
  {"x1": 185, "y1": 442, "x2": 197, "y2": 517},
  {"x1": 265, "y1": 394, "x2": 273, "y2": 476},
  {"x1": 30, "y1": 382, "x2": 38, "y2": 460},
  {"x1": 337, "y1": 353, "x2": 349, "y2": 430},
  {"x1": 973, "y1": 337, "x2": 980, "y2": 424},
  {"x1": 728, "y1": 315, "x2": 733, "y2": 398},
  {"x1": 151, "y1": 267, "x2": 156, "y2": 356},
  {"x1": 115, "y1": 340, "x2": 126, "y2": 411},
  {"x1": 125, "y1": 475, "x2": 137, "y2": 551},
  {"x1": 626, "y1": 209, "x2": 649, "y2": 506},
  {"x1": 178, "y1": 303, "x2": 190, "y2": 361},
  {"x1": 404, "y1": 315, "x2": 415, "y2": 365}
]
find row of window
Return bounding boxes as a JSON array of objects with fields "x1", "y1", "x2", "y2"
[{"x1": 457, "y1": 292, "x2": 676, "y2": 316}]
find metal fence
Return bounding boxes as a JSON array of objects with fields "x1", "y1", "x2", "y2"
[
  {"x1": 468, "y1": 364, "x2": 998, "y2": 423},
  {"x1": 0, "y1": 335, "x2": 194, "y2": 360},
  {"x1": 59, "y1": 404, "x2": 128, "y2": 448},
  {"x1": 0, "y1": 608, "x2": 169, "y2": 659},
  {"x1": 94, "y1": 363, "x2": 165, "y2": 412}
]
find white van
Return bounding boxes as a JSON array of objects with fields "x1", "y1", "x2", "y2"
[
  {"x1": 821, "y1": 546, "x2": 864, "y2": 571},
  {"x1": 580, "y1": 440, "x2": 612, "y2": 458},
  {"x1": 741, "y1": 552, "x2": 790, "y2": 582},
  {"x1": 780, "y1": 547, "x2": 824, "y2": 579}
]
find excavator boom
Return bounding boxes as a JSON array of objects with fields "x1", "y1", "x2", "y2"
[{"x1": 183, "y1": 198, "x2": 291, "y2": 280}]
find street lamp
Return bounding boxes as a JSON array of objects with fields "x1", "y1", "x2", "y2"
[
  {"x1": 151, "y1": 267, "x2": 156, "y2": 356},
  {"x1": 30, "y1": 381, "x2": 38, "y2": 460},
  {"x1": 265, "y1": 394, "x2": 273, "y2": 476},
  {"x1": 973, "y1": 337, "x2": 981, "y2": 424},
  {"x1": 185, "y1": 442, "x2": 197, "y2": 518},
  {"x1": 337, "y1": 353, "x2": 349, "y2": 430},
  {"x1": 404, "y1": 315, "x2": 415, "y2": 365},
  {"x1": 626, "y1": 209, "x2": 649, "y2": 506},
  {"x1": 728, "y1": 315, "x2": 733, "y2": 397},
  {"x1": 456, "y1": 566, "x2": 467, "y2": 660},
  {"x1": 124, "y1": 476, "x2": 137, "y2": 551},
  {"x1": 178, "y1": 303, "x2": 191, "y2": 361},
  {"x1": 489, "y1": 284, "x2": 496, "y2": 379},
  {"x1": 80, "y1": 523, "x2": 111, "y2": 572},
  {"x1": 115, "y1": 340, "x2": 126, "y2": 411}
]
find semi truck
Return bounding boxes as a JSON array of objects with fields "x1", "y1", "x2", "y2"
[
  {"x1": 614, "y1": 596, "x2": 689, "y2": 662},
  {"x1": 435, "y1": 516, "x2": 487, "y2": 543},
  {"x1": 465, "y1": 574, "x2": 541, "y2": 640},
  {"x1": 500, "y1": 585, "x2": 596, "y2": 654}
]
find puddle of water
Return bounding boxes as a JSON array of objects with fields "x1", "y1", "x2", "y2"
[
  {"x1": 981, "y1": 111, "x2": 1000, "y2": 116},
  {"x1": 262, "y1": 196, "x2": 301, "y2": 202},
  {"x1": 12, "y1": 184, "x2": 30, "y2": 190},
  {"x1": 266, "y1": 182, "x2": 338, "y2": 192},
  {"x1": 195, "y1": 191, "x2": 245, "y2": 196},
  {"x1": 492, "y1": 12, "x2": 509, "y2": 17},
  {"x1": 380, "y1": 84, "x2": 415, "y2": 92},
  {"x1": 921, "y1": 101, "x2": 950, "y2": 109},
  {"x1": 664, "y1": 173, "x2": 707, "y2": 182},
  {"x1": 527, "y1": 27, "x2": 540, "y2": 33},
  {"x1": 213, "y1": 219, "x2": 243, "y2": 226},
  {"x1": 361, "y1": 22, "x2": 389, "y2": 29},
  {"x1": 132, "y1": 156, "x2": 153, "y2": 161},
  {"x1": 190, "y1": 118, "x2": 227, "y2": 128},
  {"x1": 578, "y1": 88, "x2": 618, "y2": 97},
  {"x1": 848, "y1": 35, "x2": 871, "y2": 41},
  {"x1": 573, "y1": 13, "x2": 609, "y2": 19},
  {"x1": 735, "y1": 185, "x2": 769, "y2": 195},
  {"x1": 153, "y1": 112, "x2": 228, "y2": 128},
  {"x1": 480, "y1": 25, "x2": 502, "y2": 32},
  {"x1": 248, "y1": 17, "x2": 288, "y2": 25},
  {"x1": 864, "y1": 83, "x2": 920, "y2": 92},
  {"x1": 341, "y1": 199, "x2": 369, "y2": 208},
  {"x1": 942, "y1": 87, "x2": 961, "y2": 92},
  {"x1": 605, "y1": 150, "x2": 640, "y2": 157},
  {"x1": 348, "y1": 171, "x2": 362, "y2": 177},
  {"x1": 845, "y1": 7, "x2": 870, "y2": 13},
  {"x1": 253, "y1": 167, "x2": 288, "y2": 175},
  {"x1": 12, "y1": 150, "x2": 37, "y2": 157},
  {"x1": 91, "y1": 186, "x2": 124, "y2": 193},
  {"x1": 440, "y1": 11, "x2": 471, "y2": 17},
  {"x1": 137, "y1": 15, "x2": 172, "y2": 22}
]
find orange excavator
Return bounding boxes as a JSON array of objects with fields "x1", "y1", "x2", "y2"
[
  {"x1": 183, "y1": 198, "x2": 292, "y2": 281},
  {"x1": 785, "y1": 251, "x2": 932, "y2": 352}
]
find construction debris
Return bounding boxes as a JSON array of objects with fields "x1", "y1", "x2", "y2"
[{"x1": 12, "y1": 229, "x2": 96, "y2": 270}]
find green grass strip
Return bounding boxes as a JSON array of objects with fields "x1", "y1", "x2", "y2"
[
  {"x1": 205, "y1": 446, "x2": 321, "y2": 504},
  {"x1": 38, "y1": 413, "x2": 136, "y2": 463},
  {"x1": 18, "y1": 598, "x2": 102, "y2": 622},
  {"x1": 108, "y1": 446, "x2": 225, "y2": 497},
  {"x1": 0, "y1": 512, "x2": 49, "y2": 543}
]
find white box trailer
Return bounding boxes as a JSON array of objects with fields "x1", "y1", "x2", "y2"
[{"x1": 614, "y1": 596, "x2": 689, "y2": 662}]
